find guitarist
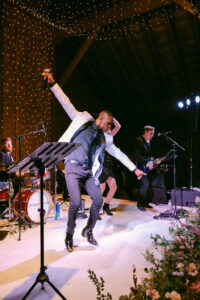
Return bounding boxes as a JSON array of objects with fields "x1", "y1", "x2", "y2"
[{"x1": 133, "y1": 126, "x2": 161, "y2": 211}]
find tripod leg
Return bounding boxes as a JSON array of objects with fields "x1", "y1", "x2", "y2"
[
  {"x1": 22, "y1": 280, "x2": 39, "y2": 300},
  {"x1": 46, "y1": 279, "x2": 67, "y2": 300}
]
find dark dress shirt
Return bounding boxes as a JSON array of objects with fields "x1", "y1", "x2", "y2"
[
  {"x1": 0, "y1": 150, "x2": 13, "y2": 182},
  {"x1": 133, "y1": 136, "x2": 153, "y2": 165}
]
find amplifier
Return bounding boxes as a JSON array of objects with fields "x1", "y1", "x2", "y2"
[{"x1": 171, "y1": 188, "x2": 200, "y2": 207}]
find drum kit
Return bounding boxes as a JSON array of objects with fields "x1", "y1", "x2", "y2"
[{"x1": 0, "y1": 162, "x2": 53, "y2": 236}]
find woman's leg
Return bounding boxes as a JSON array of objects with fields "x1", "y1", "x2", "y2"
[
  {"x1": 105, "y1": 176, "x2": 117, "y2": 204},
  {"x1": 100, "y1": 182, "x2": 106, "y2": 195}
]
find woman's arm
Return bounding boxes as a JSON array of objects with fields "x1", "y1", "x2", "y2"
[{"x1": 110, "y1": 117, "x2": 121, "y2": 136}]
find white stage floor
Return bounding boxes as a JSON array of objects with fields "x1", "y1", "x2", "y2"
[{"x1": 0, "y1": 196, "x2": 176, "y2": 300}]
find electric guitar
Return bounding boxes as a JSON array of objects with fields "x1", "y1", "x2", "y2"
[{"x1": 137, "y1": 150, "x2": 173, "y2": 174}]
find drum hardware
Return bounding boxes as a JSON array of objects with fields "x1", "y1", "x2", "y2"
[
  {"x1": 0, "y1": 180, "x2": 18, "y2": 238},
  {"x1": 0, "y1": 195, "x2": 9, "y2": 219}
]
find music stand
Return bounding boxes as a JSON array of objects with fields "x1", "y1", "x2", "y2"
[{"x1": 7, "y1": 142, "x2": 80, "y2": 300}]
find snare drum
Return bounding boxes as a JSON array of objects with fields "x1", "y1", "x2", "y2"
[{"x1": 13, "y1": 189, "x2": 52, "y2": 223}]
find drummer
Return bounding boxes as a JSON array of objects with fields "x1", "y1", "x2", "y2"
[{"x1": 0, "y1": 137, "x2": 14, "y2": 189}]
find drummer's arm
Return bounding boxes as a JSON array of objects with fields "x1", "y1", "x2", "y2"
[
  {"x1": 0, "y1": 152, "x2": 5, "y2": 164},
  {"x1": 15, "y1": 170, "x2": 29, "y2": 177}
]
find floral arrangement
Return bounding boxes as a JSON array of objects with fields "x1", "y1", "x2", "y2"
[{"x1": 89, "y1": 196, "x2": 200, "y2": 299}]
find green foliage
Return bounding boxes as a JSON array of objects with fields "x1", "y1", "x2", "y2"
[
  {"x1": 88, "y1": 269, "x2": 112, "y2": 300},
  {"x1": 89, "y1": 199, "x2": 200, "y2": 299}
]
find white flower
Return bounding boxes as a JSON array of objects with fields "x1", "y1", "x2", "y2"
[
  {"x1": 176, "y1": 263, "x2": 184, "y2": 269},
  {"x1": 187, "y1": 263, "x2": 198, "y2": 276},
  {"x1": 195, "y1": 196, "x2": 200, "y2": 204},
  {"x1": 146, "y1": 289, "x2": 160, "y2": 299},
  {"x1": 172, "y1": 271, "x2": 184, "y2": 276},
  {"x1": 165, "y1": 291, "x2": 181, "y2": 300}
]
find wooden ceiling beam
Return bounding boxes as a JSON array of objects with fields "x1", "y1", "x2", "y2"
[
  {"x1": 58, "y1": 30, "x2": 99, "y2": 86},
  {"x1": 108, "y1": 40, "x2": 138, "y2": 100},
  {"x1": 92, "y1": 43, "x2": 124, "y2": 104},
  {"x1": 141, "y1": 17, "x2": 172, "y2": 99},
  {"x1": 165, "y1": 9, "x2": 190, "y2": 94},
  {"x1": 192, "y1": 16, "x2": 200, "y2": 52},
  {"x1": 127, "y1": 38, "x2": 154, "y2": 97},
  {"x1": 173, "y1": 0, "x2": 200, "y2": 18},
  {"x1": 64, "y1": 0, "x2": 172, "y2": 36}
]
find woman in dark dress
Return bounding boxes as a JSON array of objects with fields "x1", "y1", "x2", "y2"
[{"x1": 99, "y1": 118, "x2": 121, "y2": 216}]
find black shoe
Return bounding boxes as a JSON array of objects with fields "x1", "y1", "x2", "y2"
[
  {"x1": 65, "y1": 232, "x2": 73, "y2": 252},
  {"x1": 97, "y1": 215, "x2": 102, "y2": 220},
  {"x1": 145, "y1": 204, "x2": 153, "y2": 208},
  {"x1": 82, "y1": 227, "x2": 98, "y2": 246},
  {"x1": 137, "y1": 204, "x2": 146, "y2": 211},
  {"x1": 103, "y1": 203, "x2": 113, "y2": 216}
]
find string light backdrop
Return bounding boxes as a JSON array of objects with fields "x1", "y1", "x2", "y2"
[
  {"x1": 0, "y1": 0, "x2": 54, "y2": 160},
  {"x1": 6, "y1": 0, "x2": 182, "y2": 40}
]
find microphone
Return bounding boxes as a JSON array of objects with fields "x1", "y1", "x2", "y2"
[
  {"x1": 41, "y1": 122, "x2": 47, "y2": 136},
  {"x1": 157, "y1": 131, "x2": 172, "y2": 136},
  {"x1": 43, "y1": 68, "x2": 50, "y2": 91}
]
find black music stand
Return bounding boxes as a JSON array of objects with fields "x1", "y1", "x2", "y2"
[{"x1": 7, "y1": 142, "x2": 80, "y2": 300}]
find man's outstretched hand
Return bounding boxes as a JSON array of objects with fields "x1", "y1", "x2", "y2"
[{"x1": 134, "y1": 169, "x2": 146, "y2": 180}]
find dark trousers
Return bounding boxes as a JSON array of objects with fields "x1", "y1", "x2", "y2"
[
  {"x1": 138, "y1": 171, "x2": 166, "y2": 206},
  {"x1": 65, "y1": 162, "x2": 103, "y2": 235},
  {"x1": 138, "y1": 175, "x2": 152, "y2": 206}
]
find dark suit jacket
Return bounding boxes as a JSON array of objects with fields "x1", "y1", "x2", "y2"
[
  {"x1": 0, "y1": 150, "x2": 13, "y2": 182},
  {"x1": 133, "y1": 136, "x2": 153, "y2": 165}
]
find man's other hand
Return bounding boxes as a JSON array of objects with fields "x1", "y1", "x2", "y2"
[{"x1": 134, "y1": 169, "x2": 146, "y2": 180}]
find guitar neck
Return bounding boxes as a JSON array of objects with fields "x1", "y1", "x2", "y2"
[{"x1": 152, "y1": 156, "x2": 165, "y2": 165}]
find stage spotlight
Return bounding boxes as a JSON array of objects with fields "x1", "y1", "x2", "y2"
[
  {"x1": 177, "y1": 101, "x2": 184, "y2": 108},
  {"x1": 186, "y1": 98, "x2": 191, "y2": 106},
  {"x1": 195, "y1": 96, "x2": 200, "y2": 103}
]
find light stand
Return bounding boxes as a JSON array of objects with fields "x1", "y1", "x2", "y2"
[{"x1": 154, "y1": 133, "x2": 185, "y2": 219}]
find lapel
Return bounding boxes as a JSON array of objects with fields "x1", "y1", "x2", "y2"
[
  {"x1": 58, "y1": 111, "x2": 94, "y2": 142},
  {"x1": 70, "y1": 121, "x2": 94, "y2": 142}
]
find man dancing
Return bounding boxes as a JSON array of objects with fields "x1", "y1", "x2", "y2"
[{"x1": 42, "y1": 70, "x2": 146, "y2": 252}]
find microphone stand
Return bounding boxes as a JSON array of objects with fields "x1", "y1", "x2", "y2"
[
  {"x1": 154, "y1": 133, "x2": 185, "y2": 219},
  {"x1": 15, "y1": 127, "x2": 46, "y2": 241}
]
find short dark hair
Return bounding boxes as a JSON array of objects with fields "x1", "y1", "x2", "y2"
[
  {"x1": 99, "y1": 110, "x2": 113, "y2": 118},
  {"x1": 1, "y1": 137, "x2": 11, "y2": 145}
]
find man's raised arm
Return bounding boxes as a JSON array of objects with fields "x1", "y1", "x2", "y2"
[{"x1": 42, "y1": 69, "x2": 81, "y2": 120}]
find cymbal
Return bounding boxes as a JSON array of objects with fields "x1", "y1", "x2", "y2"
[{"x1": 0, "y1": 163, "x2": 6, "y2": 171}]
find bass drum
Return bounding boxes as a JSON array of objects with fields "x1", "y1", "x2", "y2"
[
  {"x1": 13, "y1": 189, "x2": 52, "y2": 223},
  {"x1": 0, "y1": 188, "x2": 9, "y2": 215}
]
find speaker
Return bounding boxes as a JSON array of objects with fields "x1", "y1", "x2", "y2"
[
  {"x1": 152, "y1": 187, "x2": 168, "y2": 205},
  {"x1": 171, "y1": 188, "x2": 200, "y2": 207}
]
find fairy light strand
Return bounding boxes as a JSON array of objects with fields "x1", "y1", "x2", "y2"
[
  {"x1": 5, "y1": 0, "x2": 183, "y2": 40},
  {"x1": 1, "y1": 0, "x2": 54, "y2": 160}
]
